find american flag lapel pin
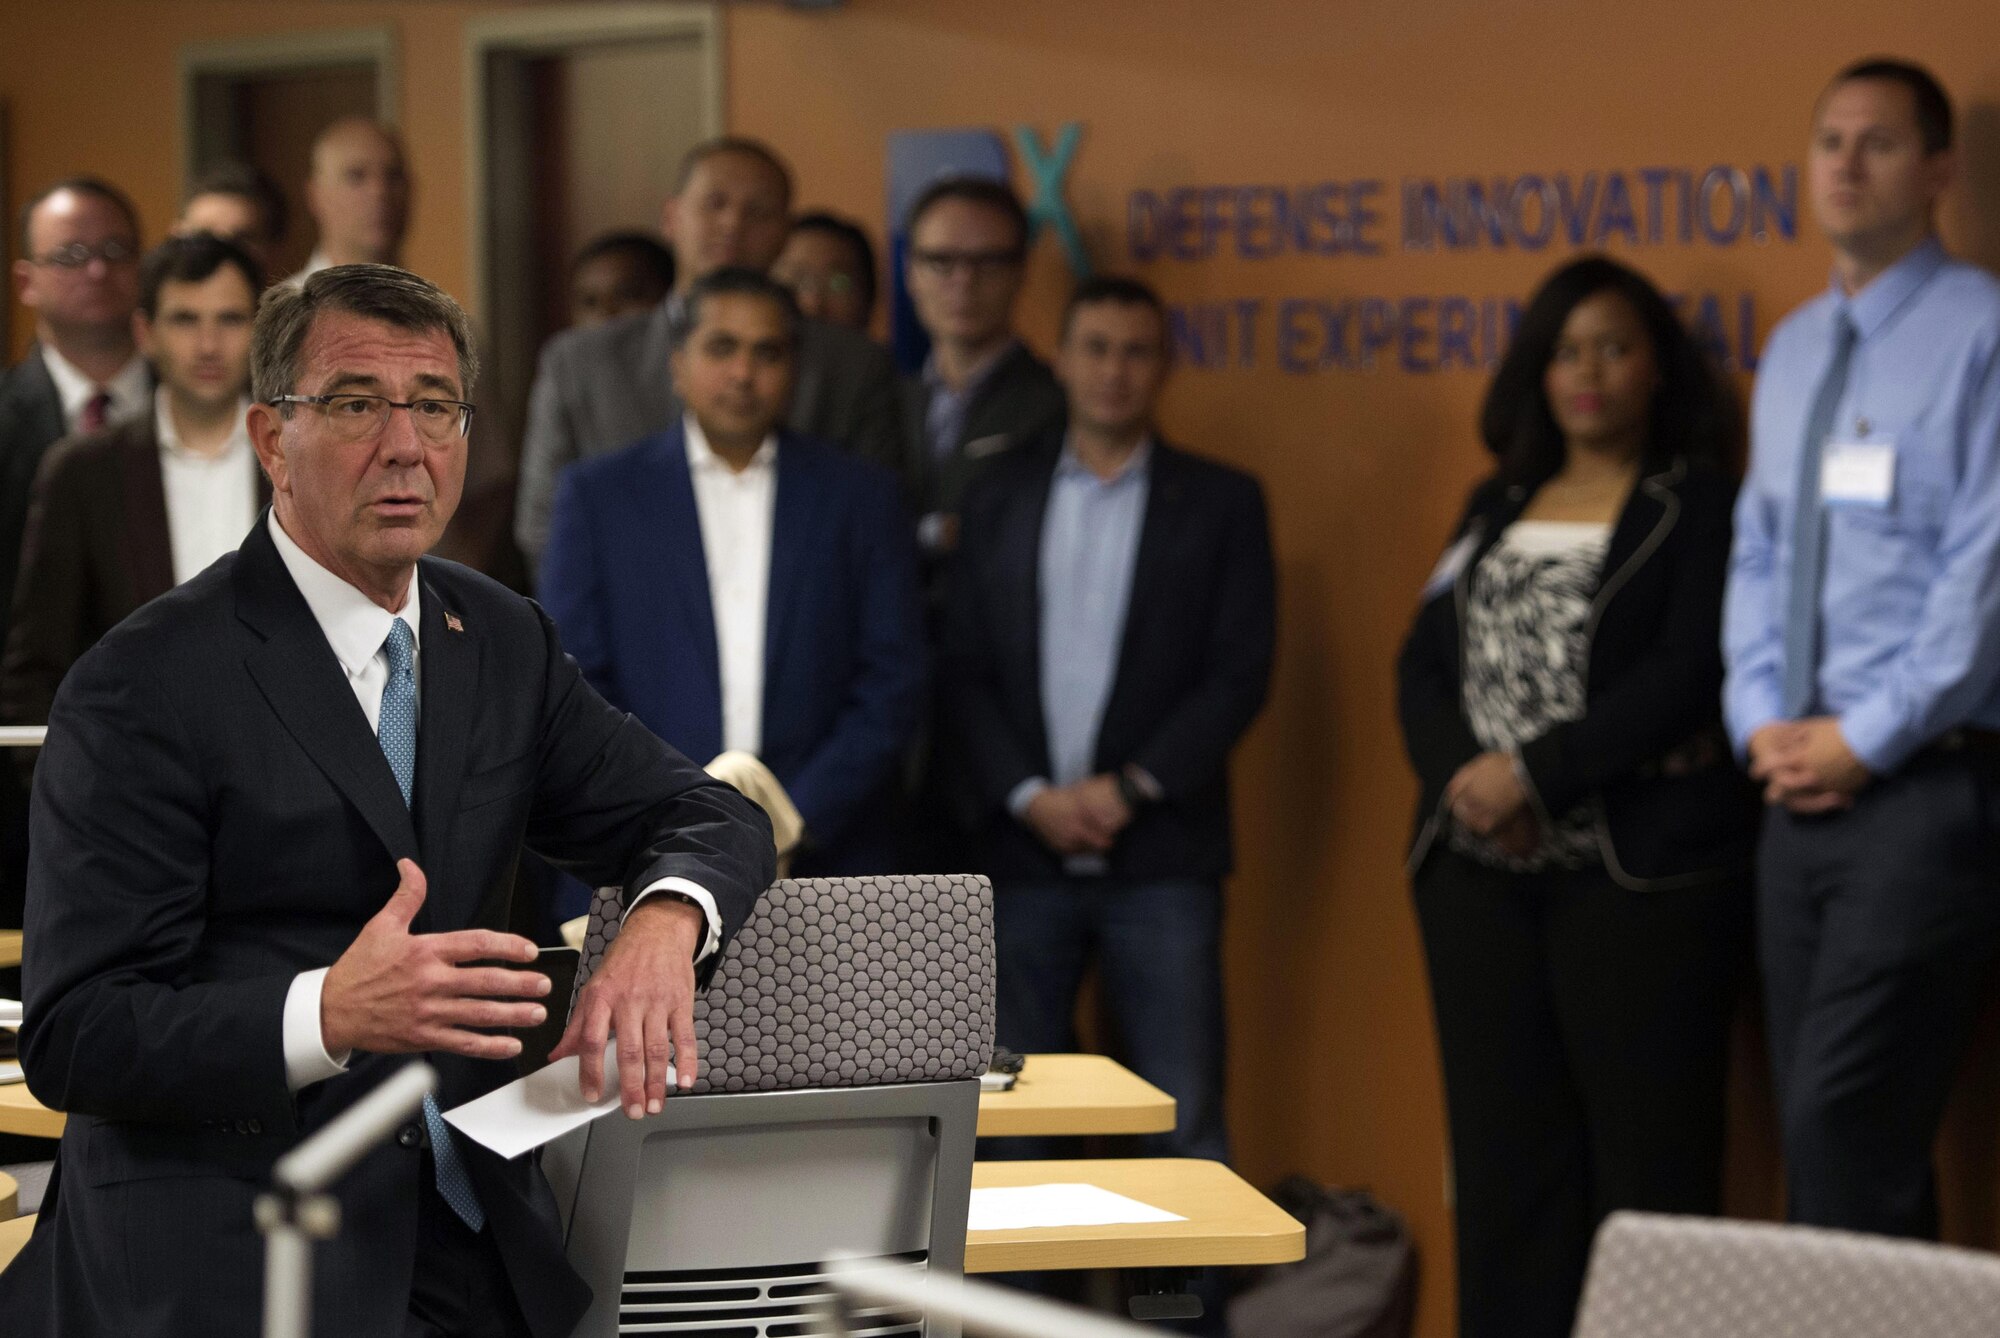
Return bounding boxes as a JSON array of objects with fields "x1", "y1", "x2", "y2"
[{"x1": 445, "y1": 612, "x2": 465, "y2": 633}]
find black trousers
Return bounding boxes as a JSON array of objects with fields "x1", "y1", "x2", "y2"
[
  {"x1": 403, "y1": 1154, "x2": 534, "y2": 1338},
  {"x1": 1414, "y1": 848, "x2": 1749, "y2": 1338},
  {"x1": 1758, "y1": 750, "x2": 2000, "y2": 1238}
]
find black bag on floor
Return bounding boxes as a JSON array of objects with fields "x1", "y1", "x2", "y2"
[{"x1": 1227, "y1": 1177, "x2": 1417, "y2": 1338}]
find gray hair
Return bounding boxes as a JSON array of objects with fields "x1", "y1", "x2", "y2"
[
  {"x1": 666, "y1": 266, "x2": 802, "y2": 352},
  {"x1": 251, "y1": 263, "x2": 479, "y2": 404}
]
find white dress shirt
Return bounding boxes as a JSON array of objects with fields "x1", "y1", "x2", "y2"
[
  {"x1": 684, "y1": 415, "x2": 778, "y2": 757},
  {"x1": 268, "y1": 511, "x2": 723, "y2": 1092},
  {"x1": 155, "y1": 389, "x2": 260, "y2": 584},
  {"x1": 282, "y1": 250, "x2": 332, "y2": 290},
  {"x1": 40, "y1": 344, "x2": 148, "y2": 434}
]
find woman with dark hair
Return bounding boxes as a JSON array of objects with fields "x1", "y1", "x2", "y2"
[{"x1": 1396, "y1": 255, "x2": 1760, "y2": 1338}]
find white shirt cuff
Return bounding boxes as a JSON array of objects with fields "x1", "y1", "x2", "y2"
[
  {"x1": 282, "y1": 967, "x2": 351, "y2": 1094},
  {"x1": 1007, "y1": 777, "x2": 1050, "y2": 822},
  {"x1": 627, "y1": 877, "x2": 722, "y2": 963}
]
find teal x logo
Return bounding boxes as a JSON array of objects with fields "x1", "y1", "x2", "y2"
[{"x1": 1013, "y1": 123, "x2": 1091, "y2": 278}]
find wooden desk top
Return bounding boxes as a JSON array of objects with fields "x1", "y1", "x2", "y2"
[
  {"x1": 977, "y1": 1054, "x2": 1176, "y2": 1138},
  {"x1": 964, "y1": 1158, "x2": 1304, "y2": 1273},
  {"x1": 0, "y1": 929, "x2": 19, "y2": 969},
  {"x1": 0, "y1": 1171, "x2": 15, "y2": 1222},
  {"x1": 0, "y1": 1082, "x2": 63, "y2": 1140},
  {"x1": 0, "y1": 1213, "x2": 33, "y2": 1273}
]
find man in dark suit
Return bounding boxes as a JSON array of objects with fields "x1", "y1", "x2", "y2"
[
  {"x1": 516, "y1": 137, "x2": 904, "y2": 568},
  {"x1": 4, "y1": 233, "x2": 270, "y2": 735},
  {"x1": 942, "y1": 276, "x2": 1275, "y2": 1166},
  {"x1": 900, "y1": 177, "x2": 1066, "y2": 564},
  {"x1": 541, "y1": 269, "x2": 925, "y2": 876},
  {"x1": 0, "y1": 176, "x2": 148, "y2": 931},
  {"x1": 0, "y1": 264, "x2": 775, "y2": 1336}
]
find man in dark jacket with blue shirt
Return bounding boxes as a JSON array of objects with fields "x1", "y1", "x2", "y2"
[{"x1": 941, "y1": 276, "x2": 1275, "y2": 1166}]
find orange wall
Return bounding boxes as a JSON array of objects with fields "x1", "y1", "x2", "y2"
[{"x1": 9, "y1": 4, "x2": 2000, "y2": 1334}]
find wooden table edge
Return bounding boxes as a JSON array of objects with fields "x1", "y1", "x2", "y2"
[
  {"x1": 975, "y1": 1106, "x2": 1177, "y2": 1137},
  {"x1": 0, "y1": 1088, "x2": 65, "y2": 1139},
  {"x1": 964, "y1": 1224, "x2": 1304, "y2": 1273},
  {"x1": 0, "y1": 1213, "x2": 35, "y2": 1273}
]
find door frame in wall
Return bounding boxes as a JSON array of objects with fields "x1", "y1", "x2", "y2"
[
  {"x1": 462, "y1": 1, "x2": 723, "y2": 328},
  {"x1": 179, "y1": 27, "x2": 399, "y2": 188}
]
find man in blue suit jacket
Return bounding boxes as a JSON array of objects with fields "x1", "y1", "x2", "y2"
[{"x1": 541, "y1": 269, "x2": 926, "y2": 875}]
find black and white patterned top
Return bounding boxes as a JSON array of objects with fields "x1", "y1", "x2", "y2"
[{"x1": 1450, "y1": 520, "x2": 1611, "y2": 871}]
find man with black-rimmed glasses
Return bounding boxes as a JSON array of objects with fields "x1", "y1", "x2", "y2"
[
  {"x1": 0, "y1": 176, "x2": 148, "y2": 935},
  {"x1": 900, "y1": 177, "x2": 1066, "y2": 562}
]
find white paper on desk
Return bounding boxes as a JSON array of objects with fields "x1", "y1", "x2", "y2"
[
  {"x1": 442, "y1": 1045, "x2": 667, "y2": 1160},
  {"x1": 0, "y1": 998, "x2": 22, "y2": 1029},
  {"x1": 968, "y1": 1184, "x2": 1186, "y2": 1232}
]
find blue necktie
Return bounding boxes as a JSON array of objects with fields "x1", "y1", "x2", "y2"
[
  {"x1": 1781, "y1": 314, "x2": 1859, "y2": 719},
  {"x1": 379, "y1": 618, "x2": 486, "y2": 1233}
]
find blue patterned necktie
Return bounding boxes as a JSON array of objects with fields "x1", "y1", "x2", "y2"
[
  {"x1": 379, "y1": 617, "x2": 486, "y2": 1233},
  {"x1": 1781, "y1": 313, "x2": 1859, "y2": 719}
]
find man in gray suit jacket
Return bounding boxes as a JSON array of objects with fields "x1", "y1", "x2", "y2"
[{"x1": 516, "y1": 138, "x2": 903, "y2": 567}]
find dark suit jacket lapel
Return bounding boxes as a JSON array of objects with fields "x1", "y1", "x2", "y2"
[
  {"x1": 1103, "y1": 442, "x2": 1188, "y2": 743},
  {"x1": 234, "y1": 520, "x2": 419, "y2": 867},
  {"x1": 7, "y1": 345, "x2": 65, "y2": 449},
  {"x1": 1009, "y1": 441, "x2": 1061, "y2": 749},
  {"x1": 650, "y1": 430, "x2": 723, "y2": 723},
  {"x1": 763, "y1": 435, "x2": 810, "y2": 708},
  {"x1": 415, "y1": 566, "x2": 479, "y2": 928},
  {"x1": 118, "y1": 417, "x2": 175, "y2": 603}
]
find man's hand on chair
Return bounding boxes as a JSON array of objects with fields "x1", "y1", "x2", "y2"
[{"x1": 548, "y1": 896, "x2": 706, "y2": 1118}]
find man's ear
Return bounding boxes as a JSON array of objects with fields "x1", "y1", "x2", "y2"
[
  {"x1": 132, "y1": 309, "x2": 156, "y2": 362},
  {"x1": 668, "y1": 346, "x2": 689, "y2": 402},
  {"x1": 246, "y1": 403, "x2": 289, "y2": 495}
]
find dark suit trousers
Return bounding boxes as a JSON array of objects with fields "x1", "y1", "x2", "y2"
[
  {"x1": 1414, "y1": 847, "x2": 1748, "y2": 1338},
  {"x1": 991, "y1": 876, "x2": 1230, "y2": 1164},
  {"x1": 404, "y1": 1152, "x2": 534, "y2": 1338},
  {"x1": 1758, "y1": 749, "x2": 2000, "y2": 1239}
]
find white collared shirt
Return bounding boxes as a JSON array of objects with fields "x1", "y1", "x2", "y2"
[
  {"x1": 155, "y1": 389, "x2": 260, "y2": 585},
  {"x1": 267, "y1": 511, "x2": 722, "y2": 1092},
  {"x1": 282, "y1": 250, "x2": 332, "y2": 290},
  {"x1": 40, "y1": 344, "x2": 148, "y2": 435},
  {"x1": 684, "y1": 415, "x2": 778, "y2": 757}
]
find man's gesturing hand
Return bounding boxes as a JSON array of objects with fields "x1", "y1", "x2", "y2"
[
  {"x1": 548, "y1": 896, "x2": 705, "y2": 1120},
  {"x1": 321, "y1": 859, "x2": 551, "y2": 1059}
]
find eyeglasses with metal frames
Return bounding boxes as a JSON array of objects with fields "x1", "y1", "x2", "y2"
[
  {"x1": 35, "y1": 239, "x2": 139, "y2": 269},
  {"x1": 268, "y1": 394, "x2": 475, "y2": 441}
]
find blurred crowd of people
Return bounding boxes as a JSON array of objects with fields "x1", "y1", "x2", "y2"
[{"x1": 4, "y1": 50, "x2": 1999, "y2": 1338}]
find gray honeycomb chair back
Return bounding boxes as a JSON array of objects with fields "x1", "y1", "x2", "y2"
[
  {"x1": 1573, "y1": 1212, "x2": 2000, "y2": 1338},
  {"x1": 546, "y1": 875, "x2": 996, "y2": 1338}
]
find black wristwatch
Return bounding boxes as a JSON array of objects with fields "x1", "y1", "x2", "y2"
[{"x1": 1115, "y1": 770, "x2": 1150, "y2": 811}]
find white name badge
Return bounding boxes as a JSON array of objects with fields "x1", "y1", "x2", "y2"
[{"x1": 1822, "y1": 441, "x2": 1896, "y2": 508}]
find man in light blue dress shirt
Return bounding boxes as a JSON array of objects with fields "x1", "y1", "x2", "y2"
[{"x1": 1722, "y1": 59, "x2": 2000, "y2": 1239}]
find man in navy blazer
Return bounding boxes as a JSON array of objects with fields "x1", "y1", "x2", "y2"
[
  {"x1": 541, "y1": 269, "x2": 925, "y2": 875},
  {"x1": 941, "y1": 277, "x2": 1275, "y2": 1172},
  {"x1": 0, "y1": 264, "x2": 775, "y2": 1337}
]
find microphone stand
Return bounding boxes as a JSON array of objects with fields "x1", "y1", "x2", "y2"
[{"x1": 256, "y1": 1061, "x2": 437, "y2": 1338}]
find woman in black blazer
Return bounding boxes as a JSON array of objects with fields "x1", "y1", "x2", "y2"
[{"x1": 1397, "y1": 256, "x2": 1759, "y2": 1338}]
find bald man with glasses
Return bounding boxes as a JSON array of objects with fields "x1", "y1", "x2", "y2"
[{"x1": 0, "y1": 176, "x2": 149, "y2": 934}]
